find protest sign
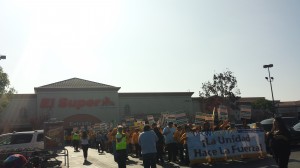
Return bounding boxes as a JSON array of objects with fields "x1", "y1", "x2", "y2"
[
  {"x1": 158, "y1": 112, "x2": 169, "y2": 127},
  {"x1": 195, "y1": 112, "x2": 206, "y2": 124},
  {"x1": 44, "y1": 121, "x2": 64, "y2": 150},
  {"x1": 134, "y1": 121, "x2": 144, "y2": 130},
  {"x1": 187, "y1": 129, "x2": 266, "y2": 165},
  {"x1": 240, "y1": 105, "x2": 252, "y2": 119},
  {"x1": 175, "y1": 112, "x2": 188, "y2": 125},
  {"x1": 163, "y1": 111, "x2": 188, "y2": 126},
  {"x1": 218, "y1": 105, "x2": 228, "y2": 120},
  {"x1": 147, "y1": 115, "x2": 155, "y2": 125},
  {"x1": 125, "y1": 116, "x2": 135, "y2": 126},
  {"x1": 195, "y1": 112, "x2": 214, "y2": 128},
  {"x1": 94, "y1": 122, "x2": 109, "y2": 132},
  {"x1": 93, "y1": 123, "x2": 101, "y2": 131}
]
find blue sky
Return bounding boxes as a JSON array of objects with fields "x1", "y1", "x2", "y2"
[{"x1": 0, "y1": 0, "x2": 299, "y2": 101}]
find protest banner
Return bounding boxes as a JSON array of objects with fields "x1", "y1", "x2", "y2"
[
  {"x1": 240, "y1": 105, "x2": 252, "y2": 119},
  {"x1": 187, "y1": 129, "x2": 266, "y2": 165},
  {"x1": 217, "y1": 105, "x2": 228, "y2": 121},
  {"x1": 44, "y1": 121, "x2": 64, "y2": 150}
]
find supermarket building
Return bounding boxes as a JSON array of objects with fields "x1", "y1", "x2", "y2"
[{"x1": 0, "y1": 78, "x2": 195, "y2": 133}]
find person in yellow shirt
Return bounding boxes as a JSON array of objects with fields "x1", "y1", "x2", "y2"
[
  {"x1": 180, "y1": 125, "x2": 191, "y2": 165},
  {"x1": 123, "y1": 127, "x2": 131, "y2": 161},
  {"x1": 174, "y1": 126, "x2": 184, "y2": 163},
  {"x1": 131, "y1": 128, "x2": 141, "y2": 158},
  {"x1": 111, "y1": 127, "x2": 118, "y2": 161},
  {"x1": 107, "y1": 130, "x2": 113, "y2": 153},
  {"x1": 116, "y1": 126, "x2": 127, "y2": 168},
  {"x1": 127, "y1": 129, "x2": 134, "y2": 157},
  {"x1": 72, "y1": 131, "x2": 80, "y2": 152}
]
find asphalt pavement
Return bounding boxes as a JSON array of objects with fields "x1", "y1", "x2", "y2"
[{"x1": 54, "y1": 145, "x2": 300, "y2": 168}]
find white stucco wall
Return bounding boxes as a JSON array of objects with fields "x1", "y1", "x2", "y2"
[
  {"x1": 36, "y1": 90, "x2": 120, "y2": 122},
  {"x1": 119, "y1": 93, "x2": 193, "y2": 119},
  {"x1": 0, "y1": 95, "x2": 37, "y2": 132}
]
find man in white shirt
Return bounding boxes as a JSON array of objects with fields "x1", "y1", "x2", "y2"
[{"x1": 162, "y1": 122, "x2": 177, "y2": 162}]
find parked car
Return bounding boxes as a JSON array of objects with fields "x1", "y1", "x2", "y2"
[
  {"x1": 260, "y1": 117, "x2": 299, "y2": 132},
  {"x1": 0, "y1": 130, "x2": 44, "y2": 153},
  {"x1": 260, "y1": 117, "x2": 299, "y2": 152},
  {"x1": 290, "y1": 122, "x2": 300, "y2": 145}
]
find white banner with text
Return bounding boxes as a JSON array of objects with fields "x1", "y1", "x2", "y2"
[{"x1": 187, "y1": 129, "x2": 266, "y2": 164}]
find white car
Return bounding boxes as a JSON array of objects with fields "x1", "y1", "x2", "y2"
[{"x1": 0, "y1": 130, "x2": 44, "y2": 153}]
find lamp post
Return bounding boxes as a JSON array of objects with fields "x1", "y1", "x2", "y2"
[
  {"x1": 263, "y1": 64, "x2": 276, "y2": 117},
  {"x1": 0, "y1": 55, "x2": 6, "y2": 60}
]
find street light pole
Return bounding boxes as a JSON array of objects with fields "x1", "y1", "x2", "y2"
[
  {"x1": 263, "y1": 64, "x2": 276, "y2": 117},
  {"x1": 0, "y1": 55, "x2": 6, "y2": 60}
]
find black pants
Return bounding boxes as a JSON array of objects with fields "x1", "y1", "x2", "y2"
[
  {"x1": 81, "y1": 144, "x2": 89, "y2": 159},
  {"x1": 177, "y1": 143, "x2": 184, "y2": 162},
  {"x1": 156, "y1": 143, "x2": 164, "y2": 163},
  {"x1": 135, "y1": 144, "x2": 141, "y2": 157},
  {"x1": 272, "y1": 139, "x2": 290, "y2": 168},
  {"x1": 183, "y1": 144, "x2": 190, "y2": 165},
  {"x1": 274, "y1": 151, "x2": 290, "y2": 168},
  {"x1": 116, "y1": 149, "x2": 127, "y2": 168},
  {"x1": 96, "y1": 140, "x2": 104, "y2": 152},
  {"x1": 143, "y1": 153, "x2": 157, "y2": 168},
  {"x1": 166, "y1": 143, "x2": 177, "y2": 162},
  {"x1": 73, "y1": 140, "x2": 80, "y2": 151}
]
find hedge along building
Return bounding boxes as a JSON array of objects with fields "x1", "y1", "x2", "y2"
[{"x1": 0, "y1": 78, "x2": 194, "y2": 133}]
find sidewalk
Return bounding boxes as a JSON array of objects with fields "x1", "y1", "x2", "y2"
[
  {"x1": 56, "y1": 146, "x2": 278, "y2": 168},
  {"x1": 57, "y1": 146, "x2": 184, "y2": 168}
]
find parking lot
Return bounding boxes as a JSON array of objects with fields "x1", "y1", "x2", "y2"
[{"x1": 55, "y1": 145, "x2": 300, "y2": 168}]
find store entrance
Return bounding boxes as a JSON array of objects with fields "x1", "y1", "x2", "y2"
[{"x1": 63, "y1": 114, "x2": 101, "y2": 130}]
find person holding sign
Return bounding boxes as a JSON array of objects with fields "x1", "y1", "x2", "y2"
[{"x1": 269, "y1": 117, "x2": 291, "y2": 168}]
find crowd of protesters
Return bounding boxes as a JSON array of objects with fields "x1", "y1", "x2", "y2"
[{"x1": 59, "y1": 117, "x2": 290, "y2": 168}]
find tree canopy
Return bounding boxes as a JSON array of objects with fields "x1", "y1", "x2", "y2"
[
  {"x1": 251, "y1": 98, "x2": 273, "y2": 110},
  {"x1": 0, "y1": 66, "x2": 16, "y2": 113},
  {"x1": 199, "y1": 69, "x2": 241, "y2": 112}
]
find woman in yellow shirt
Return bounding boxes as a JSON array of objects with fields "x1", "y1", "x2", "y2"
[{"x1": 131, "y1": 128, "x2": 141, "y2": 158}]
